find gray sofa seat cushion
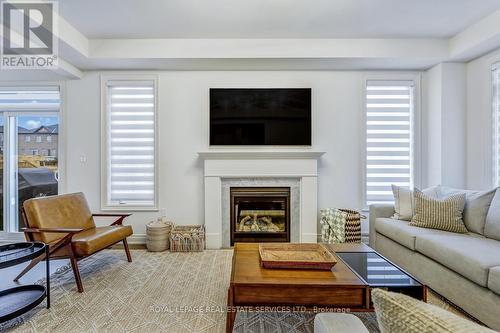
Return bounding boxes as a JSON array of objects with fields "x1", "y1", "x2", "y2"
[
  {"x1": 489, "y1": 267, "x2": 500, "y2": 296},
  {"x1": 415, "y1": 234, "x2": 500, "y2": 287},
  {"x1": 375, "y1": 218, "x2": 451, "y2": 250},
  {"x1": 485, "y1": 188, "x2": 500, "y2": 241}
]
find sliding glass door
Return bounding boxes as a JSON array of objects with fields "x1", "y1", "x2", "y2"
[{"x1": 0, "y1": 87, "x2": 60, "y2": 235}]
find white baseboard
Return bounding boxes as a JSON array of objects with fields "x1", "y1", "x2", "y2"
[{"x1": 128, "y1": 233, "x2": 147, "y2": 244}]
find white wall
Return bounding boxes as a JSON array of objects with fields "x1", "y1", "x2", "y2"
[
  {"x1": 466, "y1": 49, "x2": 500, "y2": 189},
  {"x1": 422, "y1": 63, "x2": 466, "y2": 188},
  {"x1": 422, "y1": 65, "x2": 443, "y2": 187},
  {"x1": 65, "y1": 71, "x2": 371, "y2": 238}
]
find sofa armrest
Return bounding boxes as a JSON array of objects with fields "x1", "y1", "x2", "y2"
[{"x1": 369, "y1": 204, "x2": 395, "y2": 248}]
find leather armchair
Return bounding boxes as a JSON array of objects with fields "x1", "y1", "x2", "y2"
[{"x1": 16, "y1": 192, "x2": 133, "y2": 292}]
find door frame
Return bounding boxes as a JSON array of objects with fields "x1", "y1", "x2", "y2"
[{"x1": 0, "y1": 83, "x2": 65, "y2": 239}]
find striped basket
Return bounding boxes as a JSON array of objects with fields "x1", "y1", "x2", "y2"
[
  {"x1": 340, "y1": 209, "x2": 365, "y2": 243},
  {"x1": 170, "y1": 225, "x2": 205, "y2": 252}
]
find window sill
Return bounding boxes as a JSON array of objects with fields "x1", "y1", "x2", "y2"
[{"x1": 100, "y1": 206, "x2": 159, "y2": 212}]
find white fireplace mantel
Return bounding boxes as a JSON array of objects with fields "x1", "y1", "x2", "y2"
[
  {"x1": 198, "y1": 150, "x2": 325, "y2": 160},
  {"x1": 198, "y1": 149, "x2": 325, "y2": 249}
]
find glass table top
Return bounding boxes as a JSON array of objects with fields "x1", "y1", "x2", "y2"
[{"x1": 336, "y1": 252, "x2": 422, "y2": 287}]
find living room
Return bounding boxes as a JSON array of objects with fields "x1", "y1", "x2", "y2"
[{"x1": 1, "y1": 0, "x2": 500, "y2": 332}]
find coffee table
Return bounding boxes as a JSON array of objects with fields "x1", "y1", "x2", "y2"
[
  {"x1": 0, "y1": 242, "x2": 50, "y2": 323},
  {"x1": 226, "y1": 242, "x2": 425, "y2": 333}
]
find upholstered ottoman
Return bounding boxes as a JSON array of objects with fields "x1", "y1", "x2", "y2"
[{"x1": 314, "y1": 313, "x2": 369, "y2": 333}]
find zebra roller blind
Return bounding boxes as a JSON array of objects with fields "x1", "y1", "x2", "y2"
[
  {"x1": 365, "y1": 80, "x2": 415, "y2": 205},
  {"x1": 104, "y1": 80, "x2": 157, "y2": 208}
]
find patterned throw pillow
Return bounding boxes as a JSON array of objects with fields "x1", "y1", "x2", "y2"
[
  {"x1": 410, "y1": 189, "x2": 467, "y2": 233},
  {"x1": 371, "y1": 289, "x2": 496, "y2": 333}
]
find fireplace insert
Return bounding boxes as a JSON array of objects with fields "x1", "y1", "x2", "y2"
[{"x1": 230, "y1": 187, "x2": 290, "y2": 245}]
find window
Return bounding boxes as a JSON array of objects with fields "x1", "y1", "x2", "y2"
[
  {"x1": 25, "y1": 136, "x2": 30, "y2": 142},
  {"x1": 31, "y1": 149, "x2": 39, "y2": 155},
  {"x1": 47, "y1": 135, "x2": 52, "y2": 142},
  {"x1": 36, "y1": 136, "x2": 42, "y2": 142},
  {"x1": 365, "y1": 80, "x2": 415, "y2": 206},
  {"x1": 493, "y1": 64, "x2": 500, "y2": 186},
  {"x1": 101, "y1": 77, "x2": 157, "y2": 210}
]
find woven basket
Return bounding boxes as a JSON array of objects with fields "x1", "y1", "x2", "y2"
[
  {"x1": 146, "y1": 220, "x2": 173, "y2": 252},
  {"x1": 170, "y1": 225, "x2": 205, "y2": 252},
  {"x1": 320, "y1": 208, "x2": 365, "y2": 244},
  {"x1": 338, "y1": 209, "x2": 364, "y2": 243}
]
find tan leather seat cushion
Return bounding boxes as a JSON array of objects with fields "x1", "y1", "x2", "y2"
[
  {"x1": 23, "y1": 192, "x2": 95, "y2": 243},
  {"x1": 72, "y1": 225, "x2": 133, "y2": 256}
]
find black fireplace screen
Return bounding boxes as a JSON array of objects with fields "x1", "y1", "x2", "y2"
[{"x1": 230, "y1": 187, "x2": 290, "y2": 245}]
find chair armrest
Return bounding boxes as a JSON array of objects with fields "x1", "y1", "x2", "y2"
[
  {"x1": 92, "y1": 213, "x2": 131, "y2": 226},
  {"x1": 22, "y1": 227, "x2": 84, "y2": 234},
  {"x1": 368, "y1": 204, "x2": 395, "y2": 248}
]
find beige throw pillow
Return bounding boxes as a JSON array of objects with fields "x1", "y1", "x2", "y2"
[
  {"x1": 371, "y1": 289, "x2": 496, "y2": 333},
  {"x1": 391, "y1": 185, "x2": 440, "y2": 221},
  {"x1": 391, "y1": 185, "x2": 414, "y2": 221},
  {"x1": 410, "y1": 189, "x2": 467, "y2": 233}
]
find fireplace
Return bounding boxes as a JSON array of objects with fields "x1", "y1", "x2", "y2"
[{"x1": 230, "y1": 187, "x2": 290, "y2": 245}]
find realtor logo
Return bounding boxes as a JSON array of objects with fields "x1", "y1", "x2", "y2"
[{"x1": 1, "y1": 0, "x2": 58, "y2": 69}]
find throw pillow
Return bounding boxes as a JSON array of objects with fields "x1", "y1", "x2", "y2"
[
  {"x1": 410, "y1": 189, "x2": 467, "y2": 233},
  {"x1": 438, "y1": 186, "x2": 496, "y2": 234},
  {"x1": 371, "y1": 289, "x2": 496, "y2": 333},
  {"x1": 391, "y1": 185, "x2": 440, "y2": 221},
  {"x1": 485, "y1": 188, "x2": 500, "y2": 241},
  {"x1": 391, "y1": 185, "x2": 414, "y2": 221}
]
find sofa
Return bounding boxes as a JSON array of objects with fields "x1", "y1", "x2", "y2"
[{"x1": 369, "y1": 189, "x2": 500, "y2": 331}]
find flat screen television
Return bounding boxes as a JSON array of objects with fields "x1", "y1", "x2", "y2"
[{"x1": 209, "y1": 88, "x2": 311, "y2": 145}]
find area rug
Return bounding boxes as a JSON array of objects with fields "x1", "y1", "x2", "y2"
[{"x1": 0, "y1": 249, "x2": 464, "y2": 333}]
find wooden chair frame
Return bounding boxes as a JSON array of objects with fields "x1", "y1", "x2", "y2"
[{"x1": 16, "y1": 209, "x2": 132, "y2": 293}]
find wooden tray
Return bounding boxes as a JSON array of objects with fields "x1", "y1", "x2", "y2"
[{"x1": 258, "y1": 243, "x2": 337, "y2": 270}]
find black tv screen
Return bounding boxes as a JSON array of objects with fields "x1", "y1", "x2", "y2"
[{"x1": 210, "y1": 88, "x2": 311, "y2": 145}]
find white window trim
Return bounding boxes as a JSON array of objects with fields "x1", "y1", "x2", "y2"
[
  {"x1": 100, "y1": 74, "x2": 159, "y2": 211},
  {"x1": 361, "y1": 73, "x2": 422, "y2": 210},
  {"x1": 492, "y1": 62, "x2": 500, "y2": 186}
]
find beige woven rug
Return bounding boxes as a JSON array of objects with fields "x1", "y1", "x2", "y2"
[{"x1": 1, "y1": 250, "x2": 466, "y2": 333}]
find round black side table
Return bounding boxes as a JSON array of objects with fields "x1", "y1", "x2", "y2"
[{"x1": 0, "y1": 242, "x2": 50, "y2": 323}]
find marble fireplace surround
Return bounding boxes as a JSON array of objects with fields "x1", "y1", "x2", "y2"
[{"x1": 198, "y1": 150, "x2": 325, "y2": 249}]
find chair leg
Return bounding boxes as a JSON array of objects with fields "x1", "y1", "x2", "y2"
[
  {"x1": 70, "y1": 257, "x2": 84, "y2": 293},
  {"x1": 14, "y1": 254, "x2": 45, "y2": 281},
  {"x1": 123, "y1": 238, "x2": 132, "y2": 262}
]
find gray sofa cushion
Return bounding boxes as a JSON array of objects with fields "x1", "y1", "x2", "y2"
[
  {"x1": 438, "y1": 186, "x2": 496, "y2": 235},
  {"x1": 485, "y1": 188, "x2": 500, "y2": 241},
  {"x1": 375, "y1": 218, "x2": 449, "y2": 250},
  {"x1": 489, "y1": 267, "x2": 500, "y2": 296},
  {"x1": 415, "y1": 234, "x2": 500, "y2": 287}
]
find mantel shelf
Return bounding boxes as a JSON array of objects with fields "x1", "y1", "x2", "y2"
[{"x1": 197, "y1": 150, "x2": 325, "y2": 160}]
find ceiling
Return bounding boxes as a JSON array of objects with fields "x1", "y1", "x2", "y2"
[{"x1": 59, "y1": 0, "x2": 500, "y2": 39}]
